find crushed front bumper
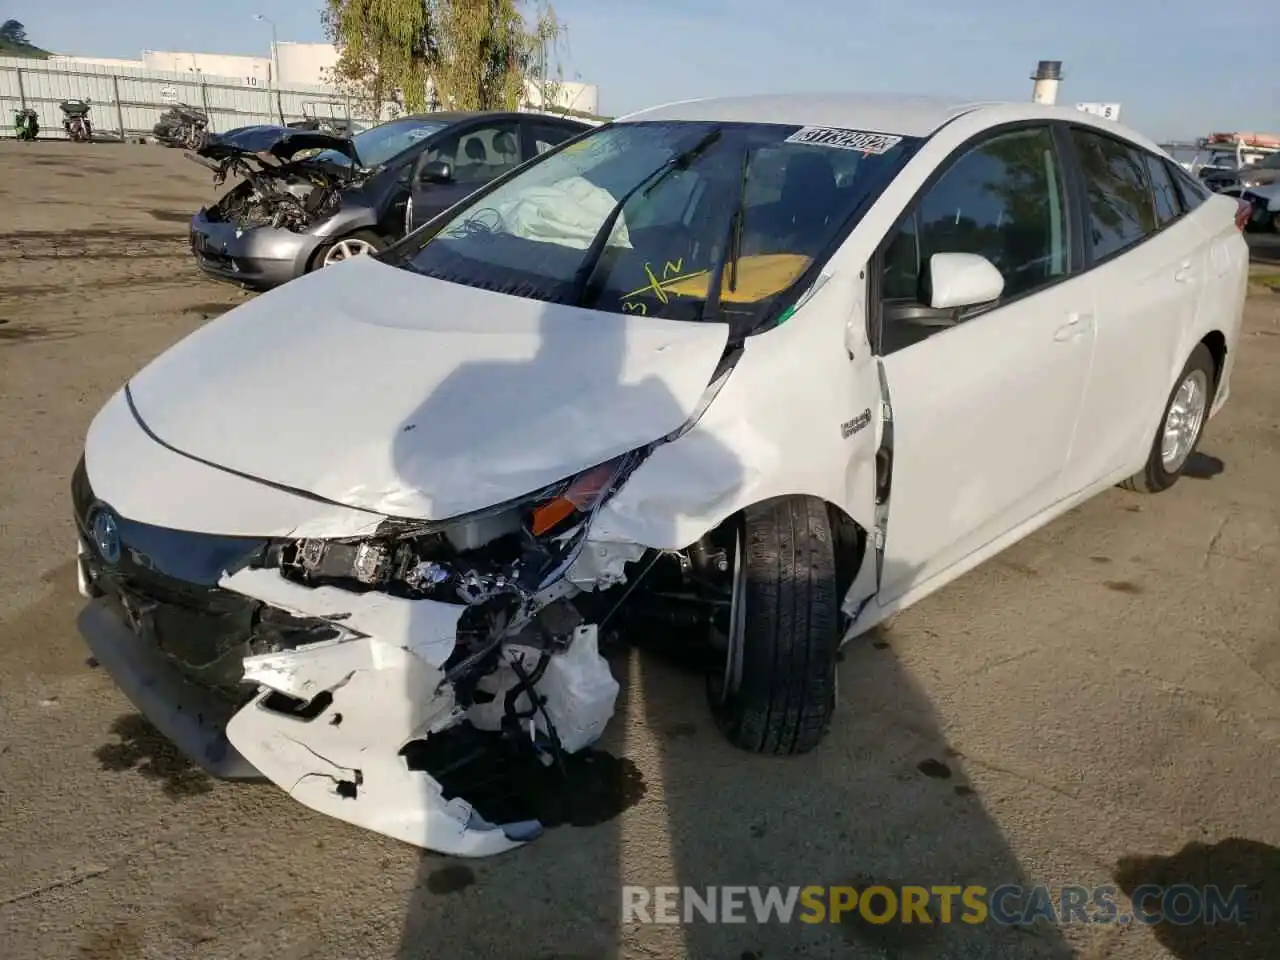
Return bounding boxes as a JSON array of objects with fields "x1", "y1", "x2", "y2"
[
  {"x1": 73, "y1": 461, "x2": 619, "y2": 857},
  {"x1": 189, "y1": 212, "x2": 318, "y2": 290},
  {"x1": 76, "y1": 596, "x2": 262, "y2": 780}
]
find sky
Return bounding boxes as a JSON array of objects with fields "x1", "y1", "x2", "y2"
[{"x1": 11, "y1": 0, "x2": 1278, "y2": 142}]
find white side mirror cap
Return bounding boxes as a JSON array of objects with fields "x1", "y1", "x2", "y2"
[{"x1": 928, "y1": 252, "x2": 1004, "y2": 310}]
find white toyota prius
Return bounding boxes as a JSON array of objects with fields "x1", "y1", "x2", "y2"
[{"x1": 73, "y1": 93, "x2": 1250, "y2": 856}]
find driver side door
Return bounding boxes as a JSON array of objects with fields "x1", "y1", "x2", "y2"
[
  {"x1": 407, "y1": 118, "x2": 523, "y2": 232},
  {"x1": 872, "y1": 123, "x2": 1096, "y2": 607}
]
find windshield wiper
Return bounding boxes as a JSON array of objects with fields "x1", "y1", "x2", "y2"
[
  {"x1": 699, "y1": 144, "x2": 752, "y2": 322},
  {"x1": 570, "y1": 128, "x2": 723, "y2": 306}
]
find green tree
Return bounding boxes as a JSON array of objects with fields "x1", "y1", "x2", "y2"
[
  {"x1": 0, "y1": 19, "x2": 29, "y2": 45},
  {"x1": 322, "y1": 0, "x2": 566, "y2": 115}
]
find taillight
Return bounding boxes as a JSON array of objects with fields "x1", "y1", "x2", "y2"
[{"x1": 1234, "y1": 199, "x2": 1250, "y2": 231}]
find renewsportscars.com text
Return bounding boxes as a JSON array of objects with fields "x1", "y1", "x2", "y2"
[{"x1": 622, "y1": 883, "x2": 1254, "y2": 926}]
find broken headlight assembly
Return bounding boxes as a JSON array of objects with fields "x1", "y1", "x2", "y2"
[{"x1": 259, "y1": 449, "x2": 648, "y2": 606}]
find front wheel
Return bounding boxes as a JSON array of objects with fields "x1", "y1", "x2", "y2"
[
  {"x1": 315, "y1": 230, "x2": 386, "y2": 270},
  {"x1": 706, "y1": 495, "x2": 840, "y2": 756},
  {"x1": 1120, "y1": 343, "x2": 1215, "y2": 494}
]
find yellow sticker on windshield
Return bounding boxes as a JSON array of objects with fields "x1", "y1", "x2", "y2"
[{"x1": 661, "y1": 254, "x2": 812, "y2": 303}]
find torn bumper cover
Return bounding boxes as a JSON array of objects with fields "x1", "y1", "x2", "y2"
[{"x1": 72, "y1": 453, "x2": 632, "y2": 856}]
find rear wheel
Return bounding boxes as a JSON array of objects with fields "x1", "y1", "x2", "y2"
[
  {"x1": 315, "y1": 230, "x2": 386, "y2": 270},
  {"x1": 706, "y1": 496, "x2": 840, "y2": 755},
  {"x1": 1120, "y1": 343, "x2": 1215, "y2": 494}
]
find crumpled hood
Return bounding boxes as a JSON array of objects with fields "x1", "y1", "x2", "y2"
[
  {"x1": 126, "y1": 257, "x2": 730, "y2": 521},
  {"x1": 197, "y1": 124, "x2": 359, "y2": 166}
]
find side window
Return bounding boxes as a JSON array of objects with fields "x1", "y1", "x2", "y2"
[
  {"x1": 1167, "y1": 161, "x2": 1209, "y2": 213},
  {"x1": 881, "y1": 125, "x2": 1069, "y2": 307},
  {"x1": 1143, "y1": 153, "x2": 1182, "y2": 226},
  {"x1": 530, "y1": 121, "x2": 578, "y2": 155},
  {"x1": 422, "y1": 120, "x2": 521, "y2": 185},
  {"x1": 1069, "y1": 128, "x2": 1159, "y2": 260}
]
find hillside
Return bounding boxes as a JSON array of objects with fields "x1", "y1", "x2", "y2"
[{"x1": 0, "y1": 39, "x2": 51, "y2": 58}]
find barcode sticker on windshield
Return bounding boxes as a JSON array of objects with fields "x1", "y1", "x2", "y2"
[{"x1": 784, "y1": 127, "x2": 903, "y2": 154}]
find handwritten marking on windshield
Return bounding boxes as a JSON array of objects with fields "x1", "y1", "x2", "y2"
[
  {"x1": 620, "y1": 259, "x2": 696, "y2": 307},
  {"x1": 622, "y1": 301, "x2": 648, "y2": 314}
]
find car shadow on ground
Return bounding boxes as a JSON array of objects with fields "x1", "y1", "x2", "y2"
[
  {"x1": 1114, "y1": 838, "x2": 1280, "y2": 959},
  {"x1": 1182, "y1": 451, "x2": 1225, "y2": 480},
  {"x1": 385, "y1": 292, "x2": 1075, "y2": 958}
]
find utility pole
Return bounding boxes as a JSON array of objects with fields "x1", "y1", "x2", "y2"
[{"x1": 254, "y1": 14, "x2": 286, "y2": 124}]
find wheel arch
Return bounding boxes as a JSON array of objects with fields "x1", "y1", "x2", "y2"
[{"x1": 1199, "y1": 329, "x2": 1227, "y2": 401}]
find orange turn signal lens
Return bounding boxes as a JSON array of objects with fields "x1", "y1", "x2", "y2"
[
  {"x1": 530, "y1": 497, "x2": 577, "y2": 536},
  {"x1": 529, "y1": 461, "x2": 624, "y2": 536}
]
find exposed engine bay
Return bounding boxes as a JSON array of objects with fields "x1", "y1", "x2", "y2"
[
  {"x1": 75, "y1": 432, "x2": 737, "y2": 855},
  {"x1": 187, "y1": 126, "x2": 369, "y2": 232},
  {"x1": 204, "y1": 444, "x2": 738, "y2": 854}
]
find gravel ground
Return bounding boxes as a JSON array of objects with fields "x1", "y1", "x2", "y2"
[{"x1": 0, "y1": 140, "x2": 1277, "y2": 960}]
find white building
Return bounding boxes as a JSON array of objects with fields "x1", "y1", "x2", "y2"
[
  {"x1": 50, "y1": 41, "x2": 599, "y2": 114},
  {"x1": 141, "y1": 50, "x2": 273, "y2": 89}
]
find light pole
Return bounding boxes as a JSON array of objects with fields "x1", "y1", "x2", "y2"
[{"x1": 254, "y1": 14, "x2": 285, "y2": 125}]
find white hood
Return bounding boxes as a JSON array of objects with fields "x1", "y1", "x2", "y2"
[{"x1": 127, "y1": 257, "x2": 730, "y2": 521}]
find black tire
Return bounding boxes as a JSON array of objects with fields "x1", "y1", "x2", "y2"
[
  {"x1": 1120, "y1": 343, "x2": 1215, "y2": 494},
  {"x1": 706, "y1": 495, "x2": 840, "y2": 756},
  {"x1": 310, "y1": 230, "x2": 387, "y2": 272}
]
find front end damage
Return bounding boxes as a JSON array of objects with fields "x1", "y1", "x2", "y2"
[
  {"x1": 74, "y1": 447, "x2": 683, "y2": 856},
  {"x1": 74, "y1": 260, "x2": 744, "y2": 855},
  {"x1": 189, "y1": 126, "x2": 367, "y2": 233}
]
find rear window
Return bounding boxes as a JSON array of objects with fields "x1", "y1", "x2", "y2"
[{"x1": 400, "y1": 120, "x2": 919, "y2": 328}]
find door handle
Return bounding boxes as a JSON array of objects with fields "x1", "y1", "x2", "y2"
[
  {"x1": 1053, "y1": 313, "x2": 1091, "y2": 342},
  {"x1": 1174, "y1": 261, "x2": 1194, "y2": 283}
]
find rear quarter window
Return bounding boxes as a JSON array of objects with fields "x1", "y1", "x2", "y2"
[
  {"x1": 1168, "y1": 161, "x2": 1211, "y2": 212},
  {"x1": 1069, "y1": 127, "x2": 1159, "y2": 261}
]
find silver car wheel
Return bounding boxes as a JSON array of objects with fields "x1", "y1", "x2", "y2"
[
  {"x1": 322, "y1": 237, "x2": 377, "y2": 267},
  {"x1": 1160, "y1": 368, "x2": 1209, "y2": 473}
]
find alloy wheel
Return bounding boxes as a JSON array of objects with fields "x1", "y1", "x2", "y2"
[
  {"x1": 322, "y1": 238, "x2": 378, "y2": 266},
  {"x1": 1160, "y1": 369, "x2": 1209, "y2": 473}
]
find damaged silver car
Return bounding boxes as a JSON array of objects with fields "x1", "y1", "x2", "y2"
[{"x1": 188, "y1": 112, "x2": 588, "y2": 290}]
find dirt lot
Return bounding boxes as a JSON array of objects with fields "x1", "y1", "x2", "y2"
[{"x1": 1, "y1": 140, "x2": 1278, "y2": 960}]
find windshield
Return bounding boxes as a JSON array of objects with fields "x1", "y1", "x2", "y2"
[
  {"x1": 326, "y1": 117, "x2": 450, "y2": 169},
  {"x1": 399, "y1": 120, "x2": 919, "y2": 327}
]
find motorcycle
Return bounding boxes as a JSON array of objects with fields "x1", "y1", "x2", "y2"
[
  {"x1": 60, "y1": 99, "x2": 93, "y2": 142},
  {"x1": 152, "y1": 104, "x2": 209, "y2": 149},
  {"x1": 13, "y1": 107, "x2": 39, "y2": 141}
]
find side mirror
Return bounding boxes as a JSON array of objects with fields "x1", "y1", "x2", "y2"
[
  {"x1": 927, "y1": 252, "x2": 1004, "y2": 310},
  {"x1": 419, "y1": 159, "x2": 453, "y2": 184}
]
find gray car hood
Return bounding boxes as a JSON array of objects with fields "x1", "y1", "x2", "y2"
[{"x1": 126, "y1": 257, "x2": 731, "y2": 521}]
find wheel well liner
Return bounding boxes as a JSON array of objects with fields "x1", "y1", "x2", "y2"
[{"x1": 1200, "y1": 330, "x2": 1227, "y2": 400}]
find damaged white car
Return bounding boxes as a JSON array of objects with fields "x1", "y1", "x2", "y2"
[{"x1": 74, "y1": 93, "x2": 1249, "y2": 856}]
